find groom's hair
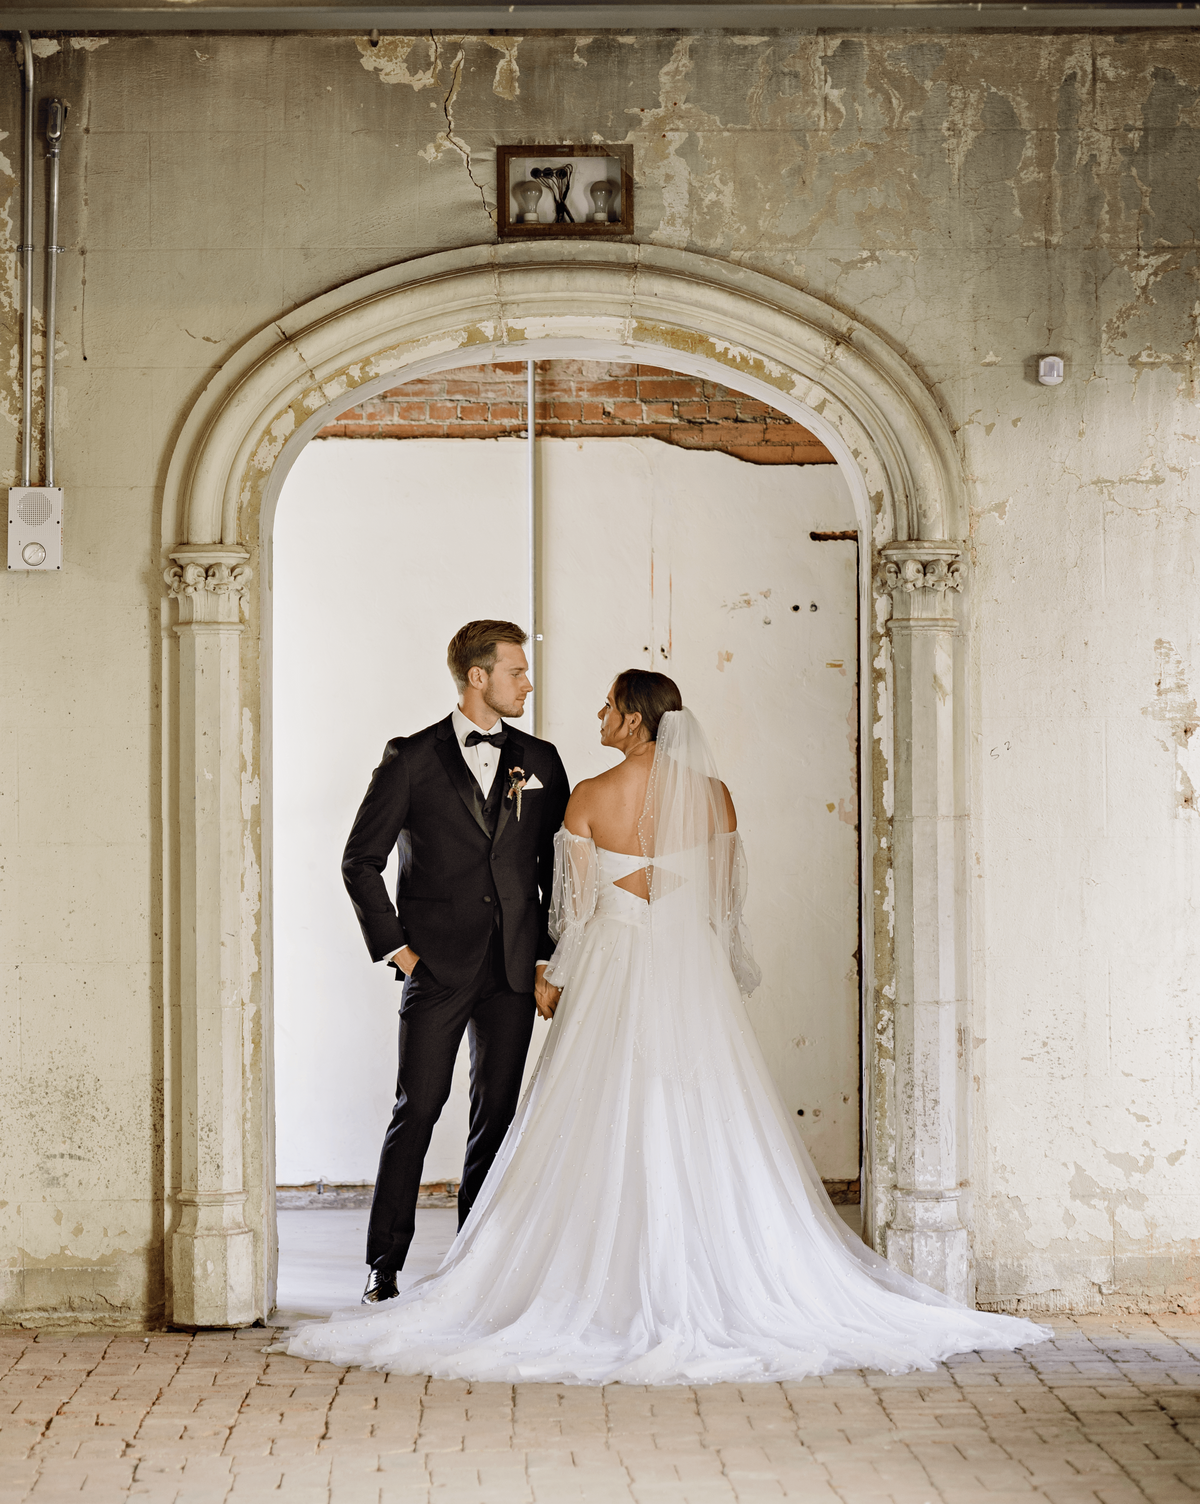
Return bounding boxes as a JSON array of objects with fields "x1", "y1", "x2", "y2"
[
  {"x1": 612, "y1": 669, "x2": 683, "y2": 742},
  {"x1": 448, "y1": 620, "x2": 528, "y2": 691}
]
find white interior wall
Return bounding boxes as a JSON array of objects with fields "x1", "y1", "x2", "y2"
[
  {"x1": 273, "y1": 435, "x2": 857, "y2": 1187},
  {"x1": 272, "y1": 439, "x2": 530, "y2": 1184}
]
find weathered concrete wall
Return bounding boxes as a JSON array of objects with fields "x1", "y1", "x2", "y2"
[{"x1": 1, "y1": 27, "x2": 1197, "y2": 1321}]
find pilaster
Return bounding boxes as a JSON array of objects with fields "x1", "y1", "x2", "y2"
[
  {"x1": 877, "y1": 540, "x2": 973, "y2": 1304},
  {"x1": 164, "y1": 548, "x2": 256, "y2": 1327}
]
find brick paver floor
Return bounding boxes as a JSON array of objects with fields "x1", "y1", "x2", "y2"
[{"x1": 2, "y1": 1317, "x2": 1200, "y2": 1502}]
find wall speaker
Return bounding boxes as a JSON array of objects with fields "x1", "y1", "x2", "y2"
[{"x1": 8, "y1": 487, "x2": 63, "y2": 571}]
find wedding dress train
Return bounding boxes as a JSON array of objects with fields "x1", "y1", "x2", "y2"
[{"x1": 284, "y1": 711, "x2": 1049, "y2": 1384}]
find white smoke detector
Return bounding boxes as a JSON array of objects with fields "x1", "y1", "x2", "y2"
[{"x1": 8, "y1": 487, "x2": 63, "y2": 571}]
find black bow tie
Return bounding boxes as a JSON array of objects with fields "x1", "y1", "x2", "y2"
[{"x1": 465, "y1": 728, "x2": 507, "y2": 749}]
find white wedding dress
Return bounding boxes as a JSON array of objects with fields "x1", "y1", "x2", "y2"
[{"x1": 284, "y1": 710, "x2": 1050, "y2": 1384}]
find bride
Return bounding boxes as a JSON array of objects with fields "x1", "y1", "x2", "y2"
[{"x1": 284, "y1": 670, "x2": 1050, "y2": 1384}]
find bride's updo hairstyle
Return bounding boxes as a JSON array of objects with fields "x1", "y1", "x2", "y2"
[{"x1": 612, "y1": 670, "x2": 683, "y2": 742}]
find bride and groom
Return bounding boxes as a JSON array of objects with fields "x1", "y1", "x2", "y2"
[{"x1": 289, "y1": 619, "x2": 1048, "y2": 1383}]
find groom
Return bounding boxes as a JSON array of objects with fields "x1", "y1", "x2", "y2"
[{"x1": 342, "y1": 621, "x2": 570, "y2": 1302}]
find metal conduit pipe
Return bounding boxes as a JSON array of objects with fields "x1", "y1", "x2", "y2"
[
  {"x1": 19, "y1": 33, "x2": 34, "y2": 488},
  {"x1": 526, "y1": 358, "x2": 539, "y2": 736},
  {"x1": 44, "y1": 97, "x2": 66, "y2": 489}
]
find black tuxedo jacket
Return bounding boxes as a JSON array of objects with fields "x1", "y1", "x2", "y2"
[{"x1": 342, "y1": 716, "x2": 570, "y2": 992}]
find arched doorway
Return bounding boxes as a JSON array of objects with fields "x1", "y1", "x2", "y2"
[
  {"x1": 268, "y1": 387, "x2": 862, "y2": 1318},
  {"x1": 160, "y1": 243, "x2": 969, "y2": 1327}
]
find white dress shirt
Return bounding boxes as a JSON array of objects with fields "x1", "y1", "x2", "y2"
[{"x1": 452, "y1": 705, "x2": 504, "y2": 796}]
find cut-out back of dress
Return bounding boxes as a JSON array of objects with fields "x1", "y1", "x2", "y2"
[
  {"x1": 593, "y1": 844, "x2": 685, "y2": 903},
  {"x1": 602, "y1": 847, "x2": 650, "y2": 902}
]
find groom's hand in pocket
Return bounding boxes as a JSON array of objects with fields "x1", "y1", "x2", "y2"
[
  {"x1": 534, "y1": 964, "x2": 561, "y2": 1020},
  {"x1": 391, "y1": 945, "x2": 420, "y2": 977}
]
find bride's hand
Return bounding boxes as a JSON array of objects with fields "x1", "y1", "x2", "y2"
[{"x1": 534, "y1": 966, "x2": 562, "y2": 1020}]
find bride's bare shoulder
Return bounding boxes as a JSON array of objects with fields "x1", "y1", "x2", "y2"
[
  {"x1": 564, "y1": 773, "x2": 602, "y2": 836},
  {"x1": 564, "y1": 766, "x2": 629, "y2": 837}
]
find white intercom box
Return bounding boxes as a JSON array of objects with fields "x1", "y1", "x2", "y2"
[{"x1": 8, "y1": 487, "x2": 63, "y2": 571}]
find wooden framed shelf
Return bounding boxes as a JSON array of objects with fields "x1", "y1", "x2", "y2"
[{"x1": 497, "y1": 143, "x2": 634, "y2": 240}]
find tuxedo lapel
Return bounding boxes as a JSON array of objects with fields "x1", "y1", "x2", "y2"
[
  {"x1": 434, "y1": 717, "x2": 491, "y2": 838},
  {"x1": 491, "y1": 730, "x2": 526, "y2": 849}
]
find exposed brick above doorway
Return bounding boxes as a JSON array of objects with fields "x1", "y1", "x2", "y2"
[{"x1": 319, "y1": 360, "x2": 835, "y2": 465}]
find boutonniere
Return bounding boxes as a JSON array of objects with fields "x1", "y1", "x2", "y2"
[{"x1": 506, "y1": 767, "x2": 527, "y2": 821}]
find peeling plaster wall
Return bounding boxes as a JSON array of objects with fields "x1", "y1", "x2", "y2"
[{"x1": 1, "y1": 28, "x2": 1198, "y2": 1320}]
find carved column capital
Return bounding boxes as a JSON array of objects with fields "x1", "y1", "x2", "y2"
[
  {"x1": 165, "y1": 548, "x2": 252, "y2": 625},
  {"x1": 877, "y1": 542, "x2": 964, "y2": 629},
  {"x1": 876, "y1": 541, "x2": 965, "y2": 599}
]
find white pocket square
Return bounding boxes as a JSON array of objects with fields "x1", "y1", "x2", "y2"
[{"x1": 522, "y1": 774, "x2": 544, "y2": 791}]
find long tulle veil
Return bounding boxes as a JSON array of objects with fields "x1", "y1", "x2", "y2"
[
  {"x1": 638, "y1": 708, "x2": 762, "y2": 999},
  {"x1": 632, "y1": 708, "x2": 973, "y2": 1306}
]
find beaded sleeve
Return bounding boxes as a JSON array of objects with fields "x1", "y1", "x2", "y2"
[{"x1": 544, "y1": 829, "x2": 600, "y2": 991}]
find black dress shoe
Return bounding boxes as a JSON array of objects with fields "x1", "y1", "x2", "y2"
[{"x1": 362, "y1": 1269, "x2": 399, "y2": 1304}]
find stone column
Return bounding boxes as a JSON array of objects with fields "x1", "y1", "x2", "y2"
[
  {"x1": 877, "y1": 541, "x2": 972, "y2": 1304},
  {"x1": 164, "y1": 550, "x2": 256, "y2": 1327}
]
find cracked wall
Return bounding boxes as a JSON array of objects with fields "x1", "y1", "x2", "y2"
[{"x1": 1, "y1": 27, "x2": 1199, "y2": 1319}]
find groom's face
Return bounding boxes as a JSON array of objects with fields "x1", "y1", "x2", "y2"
[{"x1": 480, "y1": 642, "x2": 532, "y2": 719}]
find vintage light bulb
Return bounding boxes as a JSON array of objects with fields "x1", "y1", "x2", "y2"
[
  {"x1": 589, "y1": 180, "x2": 615, "y2": 223},
  {"x1": 513, "y1": 178, "x2": 544, "y2": 224}
]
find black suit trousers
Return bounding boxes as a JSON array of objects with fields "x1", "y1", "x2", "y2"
[{"x1": 365, "y1": 921, "x2": 535, "y2": 1274}]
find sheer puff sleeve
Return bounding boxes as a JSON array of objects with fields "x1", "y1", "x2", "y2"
[{"x1": 545, "y1": 828, "x2": 600, "y2": 991}]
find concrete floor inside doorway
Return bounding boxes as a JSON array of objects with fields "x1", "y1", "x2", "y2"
[{"x1": 3, "y1": 1209, "x2": 1199, "y2": 1504}]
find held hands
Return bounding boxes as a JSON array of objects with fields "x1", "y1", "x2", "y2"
[
  {"x1": 534, "y1": 964, "x2": 562, "y2": 1020},
  {"x1": 393, "y1": 949, "x2": 560, "y2": 1015},
  {"x1": 391, "y1": 945, "x2": 420, "y2": 977}
]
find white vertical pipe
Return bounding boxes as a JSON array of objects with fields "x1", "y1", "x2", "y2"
[
  {"x1": 44, "y1": 98, "x2": 65, "y2": 489},
  {"x1": 527, "y1": 358, "x2": 539, "y2": 736},
  {"x1": 19, "y1": 33, "x2": 34, "y2": 488}
]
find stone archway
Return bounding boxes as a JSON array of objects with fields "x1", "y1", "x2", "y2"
[{"x1": 160, "y1": 243, "x2": 969, "y2": 1327}]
